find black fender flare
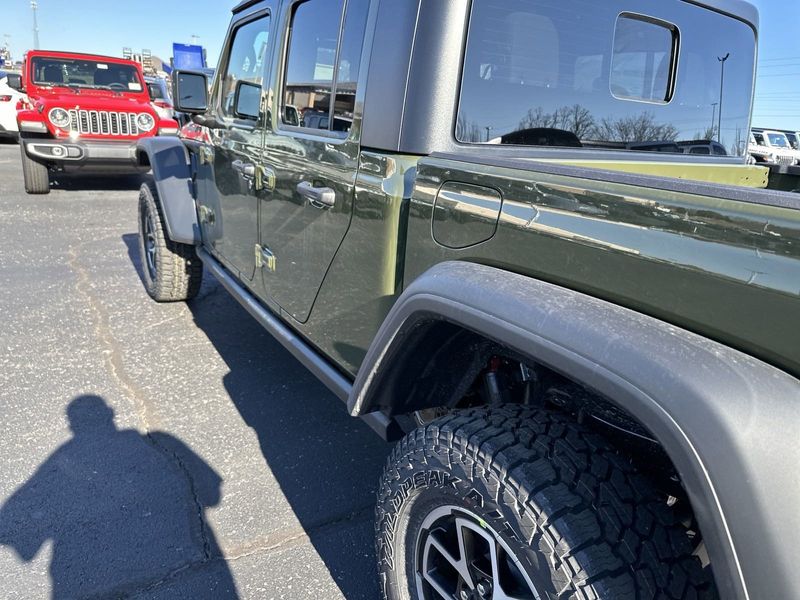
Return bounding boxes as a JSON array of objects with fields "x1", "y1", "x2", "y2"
[
  {"x1": 349, "y1": 261, "x2": 800, "y2": 600},
  {"x1": 136, "y1": 137, "x2": 199, "y2": 245}
]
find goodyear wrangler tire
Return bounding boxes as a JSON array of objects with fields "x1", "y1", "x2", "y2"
[
  {"x1": 20, "y1": 144, "x2": 50, "y2": 194},
  {"x1": 137, "y1": 182, "x2": 203, "y2": 302},
  {"x1": 376, "y1": 405, "x2": 717, "y2": 600}
]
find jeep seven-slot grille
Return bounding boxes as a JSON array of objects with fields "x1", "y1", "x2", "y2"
[{"x1": 67, "y1": 109, "x2": 143, "y2": 136}]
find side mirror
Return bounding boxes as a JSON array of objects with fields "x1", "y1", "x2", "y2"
[
  {"x1": 234, "y1": 80, "x2": 261, "y2": 121},
  {"x1": 172, "y1": 70, "x2": 208, "y2": 114},
  {"x1": 6, "y1": 74, "x2": 23, "y2": 91}
]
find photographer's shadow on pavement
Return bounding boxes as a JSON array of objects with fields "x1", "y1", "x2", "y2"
[{"x1": 0, "y1": 395, "x2": 237, "y2": 600}]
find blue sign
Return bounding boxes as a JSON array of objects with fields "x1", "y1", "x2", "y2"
[{"x1": 172, "y1": 44, "x2": 206, "y2": 70}]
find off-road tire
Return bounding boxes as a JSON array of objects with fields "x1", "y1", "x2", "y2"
[
  {"x1": 20, "y1": 144, "x2": 50, "y2": 194},
  {"x1": 376, "y1": 405, "x2": 717, "y2": 600},
  {"x1": 138, "y1": 182, "x2": 202, "y2": 302}
]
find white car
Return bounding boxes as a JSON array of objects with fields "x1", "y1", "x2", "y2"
[
  {"x1": 757, "y1": 130, "x2": 800, "y2": 164},
  {"x1": 0, "y1": 72, "x2": 24, "y2": 141},
  {"x1": 749, "y1": 131, "x2": 797, "y2": 166}
]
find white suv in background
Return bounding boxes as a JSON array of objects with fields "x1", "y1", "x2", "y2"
[
  {"x1": 0, "y1": 71, "x2": 24, "y2": 142},
  {"x1": 749, "y1": 130, "x2": 798, "y2": 165}
]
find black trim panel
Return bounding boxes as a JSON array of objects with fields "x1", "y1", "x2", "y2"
[{"x1": 136, "y1": 137, "x2": 200, "y2": 245}]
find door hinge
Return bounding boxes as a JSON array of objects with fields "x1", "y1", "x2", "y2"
[
  {"x1": 255, "y1": 244, "x2": 276, "y2": 272},
  {"x1": 199, "y1": 146, "x2": 214, "y2": 165},
  {"x1": 255, "y1": 165, "x2": 276, "y2": 192},
  {"x1": 198, "y1": 205, "x2": 215, "y2": 224}
]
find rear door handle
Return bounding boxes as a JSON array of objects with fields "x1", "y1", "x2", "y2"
[{"x1": 297, "y1": 181, "x2": 336, "y2": 209}]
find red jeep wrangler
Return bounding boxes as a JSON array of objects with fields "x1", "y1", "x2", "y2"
[{"x1": 11, "y1": 50, "x2": 179, "y2": 194}]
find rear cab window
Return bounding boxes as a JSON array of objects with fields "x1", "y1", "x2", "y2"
[{"x1": 456, "y1": 0, "x2": 756, "y2": 158}]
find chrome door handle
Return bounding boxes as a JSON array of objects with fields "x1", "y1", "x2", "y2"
[
  {"x1": 232, "y1": 159, "x2": 256, "y2": 179},
  {"x1": 296, "y1": 181, "x2": 335, "y2": 209}
]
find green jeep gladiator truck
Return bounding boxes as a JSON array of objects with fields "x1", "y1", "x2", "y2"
[{"x1": 135, "y1": 0, "x2": 800, "y2": 598}]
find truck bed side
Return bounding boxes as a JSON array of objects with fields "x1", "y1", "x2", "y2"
[{"x1": 404, "y1": 152, "x2": 800, "y2": 379}]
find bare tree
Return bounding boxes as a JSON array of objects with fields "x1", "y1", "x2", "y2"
[
  {"x1": 456, "y1": 114, "x2": 485, "y2": 143},
  {"x1": 591, "y1": 112, "x2": 679, "y2": 143}
]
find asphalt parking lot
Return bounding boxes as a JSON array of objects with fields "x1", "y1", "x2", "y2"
[{"x1": 0, "y1": 141, "x2": 391, "y2": 599}]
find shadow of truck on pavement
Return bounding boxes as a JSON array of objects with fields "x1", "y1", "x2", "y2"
[{"x1": 123, "y1": 233, "x2": 392, "y2": 599}]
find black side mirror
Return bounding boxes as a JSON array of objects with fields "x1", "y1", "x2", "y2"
[
  {"x1": 172, "y1": 70, "x2": 208, "y2": 114},
  {"x1": 6, "y1": 74, "x2": 23, "y2": 91},
  {"x1": 234, "y1": 80, "x2": 261, "y2": 121}
]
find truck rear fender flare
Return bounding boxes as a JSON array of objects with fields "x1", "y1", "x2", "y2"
[
  {"x1": 349, "y1": 261, "x2": 800, "y2": 600},
  {"x1": 136, "y1": 137, "x2": 199, "y2": 245}
]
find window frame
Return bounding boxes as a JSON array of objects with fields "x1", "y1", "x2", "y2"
[
  {"x1": 609, "y1": 12, "x2": 681, "y2": 106},
  {"x1": 276, "y1": 0, "x2": 364, "y2": 143},
  {"x1": 212, "y1": 8, "x2": 272, "y2": 129}
]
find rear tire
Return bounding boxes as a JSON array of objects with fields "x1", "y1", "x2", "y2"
[
  {"x1": 376, "y1": 405, "x2": 716, "y2": 600},
  {"x1": 20, "y1": 145, "x2": 50, "y2": 194},
  {"x1": 137, "y1": 182, "x2": 203, "y2": 302}
]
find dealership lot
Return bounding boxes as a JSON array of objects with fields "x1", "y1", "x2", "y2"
[{"x1": 0, "y1": 142, "x2": 389, "y2": 599}]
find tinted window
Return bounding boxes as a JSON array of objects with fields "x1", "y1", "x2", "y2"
[
  {"x1": 767, "y1": 132, "x2": 789, "y2": 147},
  {"x1": 283, "y1": 0, "x2": 344, "y2": 131},
  {"x1": 457, "y1": 0, "x2": 756, "y2": 157},
  {"x1": 282, "y1": 0, "x2": 369, "y2": 136},
  {"x1": 332, "y1": 0, "x2": 370, "y2": 134},
  {"x1": 147, "y1": 82, "x2": 165, "y2": 100},
  {"x1": 31, "y1": 57, "x2": 143, "y2": 92},
  {"x1": 220, "y1": 16, "x2": 270, "y2": 120}
]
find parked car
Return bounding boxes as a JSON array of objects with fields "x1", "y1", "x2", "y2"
[
  {"x1": 782, "y1": 130, "x2": 800, "y2": 151},
  {"x1": 136, "y1": 1, "x2": 799, "y2": 599},
  {"x1": 9, "y1": 50, "x2": 180, "y2": 194},
  {"x1": 678, "y1": 140, "x2": 728, "y2": 155},
  {"x1": 751, "y1": 129, "x2": 800, "y2": 165},
  {"x1": 145, "y1": 76, "x2": 174, "y2": 121},
  {"x1": 0, "y1": 70, "x2": 24, "y2": 141},
  {"x1": 749, "y1": 130, "x2": 797, "y2": 165}
]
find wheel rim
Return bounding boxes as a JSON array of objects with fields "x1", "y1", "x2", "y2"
[
  {"x1": 143, "y1": 212, "x2": 157, "y2": 280},
  {"x1": 415, "y1": 506, "x2": 542, "y2": 600}
]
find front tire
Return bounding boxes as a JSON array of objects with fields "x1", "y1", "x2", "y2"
[
  {"x1": 20, "y1": 145, "x2": 50, "y2": 194},
  {"x1": 376, "y1": 406, "x2": 716, "y2": 600},
  {"x1": 137, "y1": 182, "x2": 203, "y2": 302}
]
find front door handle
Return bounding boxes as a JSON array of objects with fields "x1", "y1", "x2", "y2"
[
  {"x1": 297, "y1": 181, "x2": 336, "y2": 209},
  {"x1": 232, "y1": 159, "x2": 256, "y2": 179}
]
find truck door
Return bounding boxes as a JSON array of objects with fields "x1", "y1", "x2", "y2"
[
  {"x1": 203, "y1": 8, "x2": 274, "y2": 282},
  {"x1": 258, "y1": 0, "x2": 370, "y2": 323}
]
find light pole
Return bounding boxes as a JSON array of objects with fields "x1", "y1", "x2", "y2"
[
  {"x1": 31, "y1": 0, "x2": 40, "y2": 50},
  {"x1": 717, "y1": 53, "x2": 730, "y2": 144},
  {"x1": 710, "y1": 102, "x2": 718, "y2": 140}
]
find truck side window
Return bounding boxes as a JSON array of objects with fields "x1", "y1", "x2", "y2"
[
  {"x1": 282, "y1": 0, "x2": 369, "y2": 137},
  {"x1": 331, "y1": 0, "x2": 370, "y2": 134},
  {"x1": 219, "y1": 15, "x2": 271, "y2": 120},
  {"x1": 456, "y1": 0, "x2": 755, "y2": 157}
]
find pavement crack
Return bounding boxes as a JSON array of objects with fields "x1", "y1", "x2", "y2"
[
  {"x1": 66, "y1": 239, "x2": 214, "y2": 563},
  {"x1": 224, "y1": 503, "x2": 375, "y2": 562}
]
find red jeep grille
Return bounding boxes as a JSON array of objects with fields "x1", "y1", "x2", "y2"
[{"x1": 67, "y1": 109, "x2": 143, "y2": 136}]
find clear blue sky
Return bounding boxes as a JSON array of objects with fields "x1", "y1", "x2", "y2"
[{"x1": 2, "y1": 0, "x2": 800, "y2": 131}]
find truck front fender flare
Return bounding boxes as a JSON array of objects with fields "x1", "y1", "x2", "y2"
[
  {"x1": 136, "y1": 137, "x2": 199, "y2": 245},
  {"x1": 349, "y1": 261, "x2": 800, "y2": 600}
]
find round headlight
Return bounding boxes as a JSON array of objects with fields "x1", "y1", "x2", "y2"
[
  {"x1": 48, "y1": 107, "x2": 71, "y2": 129},
  {"x1": 136, "y1": 113, "x2": 155, "y2": 132}
]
